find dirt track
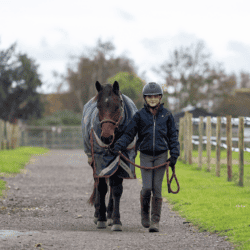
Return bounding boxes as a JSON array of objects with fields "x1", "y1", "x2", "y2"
[{"x1": 0, "y1": 150, "x2": 235, "y2": 249}]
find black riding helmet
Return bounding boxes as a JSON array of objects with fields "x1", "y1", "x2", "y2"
[
  {"x1": 142, "y1": 82, "x2": 163, "y2": 109},
  {"x1": 142, "y1": 82, "x2": 163, "y2": 96}
]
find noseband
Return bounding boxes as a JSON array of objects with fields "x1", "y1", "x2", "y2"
[
  {"x1": 100, "y1": 106, "x2": 124, "y2": 127},
  {"x1": 99, "y1": 106, "x2": 124, "y2": 147}
]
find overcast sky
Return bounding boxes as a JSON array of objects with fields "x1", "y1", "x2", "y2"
[{"x1": 1, "y1": 0, "x2": 250, "y2": 93}]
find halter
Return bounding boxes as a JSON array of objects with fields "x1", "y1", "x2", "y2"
[
  {"x1": 99, "y1": 106, "x2": 124, "y2": 128},
  {"x1": 98, "y1": 95, "x2": 124, "y2": 147}
]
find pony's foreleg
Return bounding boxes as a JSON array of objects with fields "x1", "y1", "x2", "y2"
[
  {"x1": 110, "y1": 178, "x2": 123, "y2": 231},
  {"x1": 107, "y1": 186, "x2": 113, "y2": 226},
  {"x1": 93, "y1": 188, "x2": 100, "y2": 225},
  {"x1": 97, "y1": 178, "x2": 108, "y2": 228}
]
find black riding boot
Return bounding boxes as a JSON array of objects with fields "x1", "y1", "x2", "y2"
[
  {"x1": 149, "y1": 196, "x2": 162, "y2": 232},
  {"x1": 140, "y1": 191, "x2": 151, "y2": 228}
]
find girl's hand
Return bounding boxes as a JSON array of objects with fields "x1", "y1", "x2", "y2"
[
  {"x1": 167, "y1": 157, "x2": 177, "y2": 170},
  {"x1": 88, "y1": 157, "x2": 93, "y2": 165}
]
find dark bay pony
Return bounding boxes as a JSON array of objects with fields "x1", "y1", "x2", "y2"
[{"x1": 81, "y1": 81, "x2": 137, "y2": 231}]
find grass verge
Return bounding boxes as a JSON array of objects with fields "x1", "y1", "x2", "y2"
[
  {"x1": 192, "y1": 149, "x2": 250, "y2": 188},
  {"x1": 135, "y1": 151, "x2": 250, "y2": 250},
  {"x1": 0, "y1": 147, "x2": 49, "y2": 197}
]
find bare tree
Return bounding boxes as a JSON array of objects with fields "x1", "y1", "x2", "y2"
[
  {"x1": 153, "y1": 41, "x2": 212, "y2": 113},
  {"x1": 240, "y1": 71, "x2": 250, "y2": 88},
  {"x1": 65, "y1": 39, "x2": 136, "y2": 111},
  {"x1": 212, "y1": 72, "x2": 237, "y2": 114}
]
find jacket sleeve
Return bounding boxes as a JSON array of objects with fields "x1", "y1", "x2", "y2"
[
  {"x1": 113, "y1": 112, "x2": 140, "y2": 152},
  {"x1": 167, "y1": 114, "x2": 180, "y2": 159}
]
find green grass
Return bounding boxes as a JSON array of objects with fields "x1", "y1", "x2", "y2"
[
  {"x1": 192, "y1": 149, "x2": 250, "y2": 188},
  {"x1": 135, "y1": 151, "x2": 250, "y2": 250},
  {"x1": 0, "y1": 147, "x2": 49, "y2": 197},
  {"x1": 192, "y1": 149, "x2": 250, "y2": 163}
]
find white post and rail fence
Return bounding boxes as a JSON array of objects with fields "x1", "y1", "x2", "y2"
[{"x1": 178, "y1": 112, "x2": 250, "y2": 187}]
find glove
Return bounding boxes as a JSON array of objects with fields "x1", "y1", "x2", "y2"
[
  {"x1": 87, "y1": 157, "x2": 93, "y2": 167},
  {"x1": 167, "y1": 156, "x2": 177, "y2": 170},
  {"x1": 88, "y1": 157, "x2": 92, "y2": 164}
]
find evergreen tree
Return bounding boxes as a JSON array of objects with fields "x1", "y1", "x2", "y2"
[{"x1": 0, "y1": 44, "x2": 44, "y2": 122}]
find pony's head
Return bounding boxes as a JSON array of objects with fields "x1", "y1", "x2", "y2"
[{"x1": 95, "y1": 81, "x2": 123, "y2": 145}]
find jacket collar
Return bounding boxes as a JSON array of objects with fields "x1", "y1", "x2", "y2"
[{"x1": 144, "y1": 103, "x2": 164, "y2": 114}]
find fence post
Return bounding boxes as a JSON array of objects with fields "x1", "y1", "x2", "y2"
[
  {"x1": 184, "y1": 112, "x2": 188, "y2": 163},
  {"x1": 72, "y1": 129, "x2": 76, "y2": 149},
  {"x1": 16, "y1": 124, "x2": 21, "y2": 148},
  {"x1": 6, "y1": 122, "x2": 11, "y2": 149},
  {"x1": 206, "y1": 116, "x2": 211, "y2": 171},
  {"x1": 198, "y1": 116, "x2": 203, "y2": 169},
  {"x1": 52, "y1": 127, "x2": 55, "y2": 149},
  {"x1": 226, "y1": 115, "x2": 232, "y2": 181},
  {"x1": 43, "y1": 130, "x2": 47, "y2": 148},
  {"x1": 2, "y1": 140, "x2": 7, "y2": 150},
  {"x1": 0, "y1": 119, "x2": 4, "y2": 150},
  {"x1": 238, "y1": 116, "x2": 244, "y2": 186},
  {"x1": 179, "y1": 118, "x2": 184, "y2": 161},
  {"x1": 57, "y1": 127, "x2": 62, "y2": 148},
  {"x1": 216, "y1": 116, "x2": 221, "y2": 177},
  {"x1": 23, "y1": 130, "x2": 28, "y2": 146},
  {"x1": 11, "y1": 124, "x2": 18, "y2": 149},
  {"x1": 188, "y1": 113, "x2": 193, "y2": 164}
]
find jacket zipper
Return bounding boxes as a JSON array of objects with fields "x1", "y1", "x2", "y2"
[
  {"x1": 163, "y1": 138, "x2": 168, "y2": 146},
  {"x1": 153, "y1": 115, "x2": 156, "y2": 157}
]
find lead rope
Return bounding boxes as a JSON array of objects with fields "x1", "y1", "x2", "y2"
[
  {"x1": 90, "y1": 129, "x2": 180, "y2": 194},
  {"x1": 118, "y1": 151, "x2": 180, "y2": 194},
  {"x1": 90, "y1": 128, "x2": 99, "y2": 191}
]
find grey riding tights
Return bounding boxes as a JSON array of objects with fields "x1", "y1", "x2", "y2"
[{"x1": 140, "y1": 151, "x2": 168, "y2": 198}]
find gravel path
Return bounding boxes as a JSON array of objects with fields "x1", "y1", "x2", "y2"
[{"x1": 0, "y1": 150, "x2": 235, "y2": 249}]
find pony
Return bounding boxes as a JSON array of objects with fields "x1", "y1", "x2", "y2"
[{"x1": 81, "y1": 81, "x2": 137, "y2": 231}]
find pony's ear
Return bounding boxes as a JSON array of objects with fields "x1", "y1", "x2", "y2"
[
  {"x1": 113, "y1": 81, "x2": 119, "y2": 95},
  {"x1": 95, "y1": 81, "x2": 103, "y2": 92}
]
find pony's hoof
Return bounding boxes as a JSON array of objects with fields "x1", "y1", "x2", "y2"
[
  {"x1": 107, "y1": 218, "x2": 113, "y2": 226},
  {"x1": 149, "y1": 222, "x2": 159, "y2": 232},
  {"x1": 97, "y1": 221, "x2": 107, "y2": 229},
  {"x1": 94, "y1": 217, "x2": 98, "y2": 225},
  {"x1": 111, "y1": 224, "x2": 122, "y2": 231}
]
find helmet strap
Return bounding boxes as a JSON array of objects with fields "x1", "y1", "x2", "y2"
[{"x1": 149, "y1": 103, "x2": 160, "y2": 109}]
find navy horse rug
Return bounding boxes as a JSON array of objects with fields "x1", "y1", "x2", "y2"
[{"x1": 81, "y1": 94, "x2": 138, "y2": 179}]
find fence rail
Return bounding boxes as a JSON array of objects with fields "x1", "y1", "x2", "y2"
[
  {"x1": 179, "y1": 113, "x2": 250, "y2": 186},
  {"x1": 0, "y1": 120, "x2": 83, "y2": 150},
  {"x1": 19, "y1": 126, "x2": 83, "y2": 149},
  {"x1": 192, "y1": 117, "x2": 250, "y2": 125}
]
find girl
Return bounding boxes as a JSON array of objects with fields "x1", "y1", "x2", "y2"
[{"x1": 111, "y1": 82, "x2": 179, "y2": 232}]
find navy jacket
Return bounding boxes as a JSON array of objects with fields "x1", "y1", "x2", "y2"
[{"x1": 113, "y1": 103, "x2": 180, "y2": 158}]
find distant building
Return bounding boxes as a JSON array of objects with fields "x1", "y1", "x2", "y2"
[{"x1": 173, "y1": 105, "x2": 218, "y2": 130}]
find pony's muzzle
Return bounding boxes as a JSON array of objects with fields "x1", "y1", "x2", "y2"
[{"x1": 101, "y1": 135, "x2": 114, "y2": 145}]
